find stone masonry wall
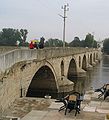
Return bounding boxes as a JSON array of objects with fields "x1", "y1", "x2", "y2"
[
  {"x1": 0, "y1": 47, "x2": 101, "y2": 111},
  {"x1": 0, "y1": 47, "x2": 98, "y2": 73}
]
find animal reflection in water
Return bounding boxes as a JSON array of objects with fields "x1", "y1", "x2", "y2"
[{"x1": 95, "y1": 84, "x2": 109, "y2": 100}]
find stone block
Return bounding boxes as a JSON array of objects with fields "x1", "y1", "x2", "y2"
[{"x1": 83, "y1": 106, "x2": 96, "y2": 112}]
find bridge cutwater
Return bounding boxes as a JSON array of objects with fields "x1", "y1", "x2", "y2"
[{"x1": 0, "y1": 47, "x2": 102, "y2": 110}]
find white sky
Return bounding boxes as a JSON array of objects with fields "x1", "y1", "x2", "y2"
[{"x1": 0, "y1": 0, "x2": 109, "y2": 43}]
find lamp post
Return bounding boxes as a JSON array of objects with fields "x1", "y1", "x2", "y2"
[{"x1": 59, "y1": 4, "x2": 69, "y2": 47}]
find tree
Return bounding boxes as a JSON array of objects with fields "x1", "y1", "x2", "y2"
[
  {"x1": 103, "y1": 38, "x2": 109, "y2": 54},
  {"x1": 84, "y1": 33, "x2": 94, "y2": 48},
  {"x1": 84, "y1": 33, "x2": 97, "y2": 48},
  {"x1": 0, "y1": 28, "x2": 22, "y2": 46},
  {"x1": 80, "y1": 40, "x2": 85, "y2": 47},
  {"x1": 20, "y1": 29, "x2": 28, "y2": 44},
  {"x1": 0, "y1": 28, "x2": 28, "y2": 46},
  {"x1": 93, "y1": 40, "x2": 97, "y2": 48},
  {"x1": 45, "y1": 38, "x2": 63, "y2": 47},
  {"x1": 69, "y1": 37, "x2": 81, "y2": 47}
]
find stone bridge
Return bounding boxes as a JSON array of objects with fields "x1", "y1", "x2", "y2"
[{"x1": 0, "y1": 47, "x2": 102, "y2": 110}]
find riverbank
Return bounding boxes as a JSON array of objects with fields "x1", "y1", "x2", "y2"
[{"x1": 1, "y1": 90, "x2": 109, "y2": 120}]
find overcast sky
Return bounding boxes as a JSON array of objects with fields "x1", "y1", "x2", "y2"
[{"x1": 0, "y1": 0, "x2": 109, "y2": 42}]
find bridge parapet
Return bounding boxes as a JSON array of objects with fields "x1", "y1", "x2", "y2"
[
  {"x1": 0, "y1": 47, "x2": 99, "y2": 73},
  {"x1": 0, "y1": 46, "x2": 18, "y2": 54},
  {"x1": 37, "y1": 47, "x2": 97, "y2": 59}
]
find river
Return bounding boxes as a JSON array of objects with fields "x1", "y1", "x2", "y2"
[{"x1": 73, "y1": 55, "x2": 109, "y2": 94}]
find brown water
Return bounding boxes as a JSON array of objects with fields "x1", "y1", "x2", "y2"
[{"x1": 73, "y1": 55, "x2": 109, "y2": 94}]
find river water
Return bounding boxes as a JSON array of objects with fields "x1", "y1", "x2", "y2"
[{"x1": 73, "y1": 55, "x2": 109, "y2": 94}]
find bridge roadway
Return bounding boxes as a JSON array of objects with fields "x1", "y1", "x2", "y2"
[{"x1": 0, "y1": 47, "x2": 102, "y2": 111}]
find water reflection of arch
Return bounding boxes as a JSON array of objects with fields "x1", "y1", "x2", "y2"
[
  {"x1": 82, "y1": 55, "x2": 87, "y2": 71},
  {"x1": 26, "y1": 64, "x2": 58, "y2": 98},
  {"x1": 67, "y1": 58, "x2": 77, "y2": 80}
]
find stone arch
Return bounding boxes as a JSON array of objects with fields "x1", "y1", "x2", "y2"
[
  {"x1": 67, "y1": 58, "x2": 77, "y2": 80},
  {"x1": 26, "y1": 62, "x2": 58, "y2": 98},
  {"x1": 61, "y1": 60, "x2": 64, "y2": 76},
  {"x1": 82, "y1": 55, "x2": 87, "y2": 71}
]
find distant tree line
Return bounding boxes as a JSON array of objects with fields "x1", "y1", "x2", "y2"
[
  {"x1": 0, "y1": 28, "x2": 109, "y2": 54},
  {"x1": 45, "y1": 33, "x2": 97, "y2": 48},
  {"x1": 45, "y1": 38, "x2": 68, "y2": 47},
  {"x1": 45, "y1": 37, "x2": 109, "y2": 54},
  {"x1": 0, "y1": 28, "x2": 28, "y2": 46},
  {"x1": 0, "y1": 28, "x2": 97, "y2": 48},
  {"x1": 103, "y1": 38, "x2": 109, "y2": 54}
]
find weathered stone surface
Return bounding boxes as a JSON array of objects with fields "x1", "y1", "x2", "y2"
[{"x1": 0, "y1": 47, "x2": 101, "y2": 111}]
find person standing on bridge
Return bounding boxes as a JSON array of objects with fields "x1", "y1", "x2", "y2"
[
  {"x1": 39, "y1": 37, "x2": 45, "y2": 49},
  {"x1": 34, "y1": 39, "x2": 39, "y2": 49},
  {"x1": 29, "y1": 41, "x2": 34, "y2": 49}
]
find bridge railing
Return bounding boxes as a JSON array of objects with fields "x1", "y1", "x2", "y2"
[
  {"x1": 0, "y1": 47, "x2": 98, "y2": 72},
  {"x1": 0, "y1": 49, "x2": 37, "y2": 72},
  {"x1": 37, "y1": 47, "x2": 94, "y2": 59}
]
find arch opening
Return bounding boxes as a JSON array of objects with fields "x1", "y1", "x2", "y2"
[
  {"x1": 93, "y1": 53, "x2": 96, "y2": 62},
  {"x1": 96, "y1": 53, "x2": 98, "y2": 60},
  {"x1": 26, "y1": 65, "x2": 58, "y2": 98},
  {"x1": 61, "y1": 61, "x2": 64, "y2": 76},
  {"x1": 82, "y1": 55, "x2": 87, "y2": 71},
  {"x1": 79, "y1": 56, "x2": 81, "y2": 67},
  {"x1": 67, "y1": 58, "x2": 77, "y2": 80},
  {"x1": 90, "y1": 54, "x2": 93, "y2": 65}
]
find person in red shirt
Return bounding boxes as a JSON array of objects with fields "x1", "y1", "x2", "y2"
[{"x1": 29, "y1": 41, "x2": 34, "y2": 49}]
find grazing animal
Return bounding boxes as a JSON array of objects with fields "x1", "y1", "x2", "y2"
[
  {"x1": 55, "y1": 92, "x2": 83, "y2": 116},
  {"x1": 103, "y1": 84, "x2": 109, "y2": 100},
  {"x1": 95, "y1": 84, "x2": 109, "y2": 100}
]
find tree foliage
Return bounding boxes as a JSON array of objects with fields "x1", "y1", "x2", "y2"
[
  {"x1": 0, "y1": 28, "x2": 28, "y2": 46},
  {"x1": 45, "y1": 34, "x2": 98, "y2": 48},
  {"x1": 45, "y1": 38, "x2": 64, "y2": 47},
  {"x1": 20, "y1": 29, "x2": 28, "y2": 44},
  {"x1": 84, "y1": 33, "x2": 94, "y2": 48},
  {"x1": 69, "y1": 34, "x2": 97, "y2": 48},
  {"x1": 84, "y1": 33, "x2": 97, "y2": 48},
  {"x1": 69, "y1": 37, "x2": 81, "y2": 47},
  {"x1": 103, "y1": 38, "x2": 109, "y2": 54}
]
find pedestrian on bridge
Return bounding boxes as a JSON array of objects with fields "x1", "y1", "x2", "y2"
[
  {"x1": 39, "y1": 37, "x2": 45, "y2": 49},
  {"x1": 29, "y1": 41, "x2": 34, "y2": 49}
]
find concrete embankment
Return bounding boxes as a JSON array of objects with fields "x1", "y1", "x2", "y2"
[{"x1": 1, "y1": 90, "x2": 109, "y2": 120}]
